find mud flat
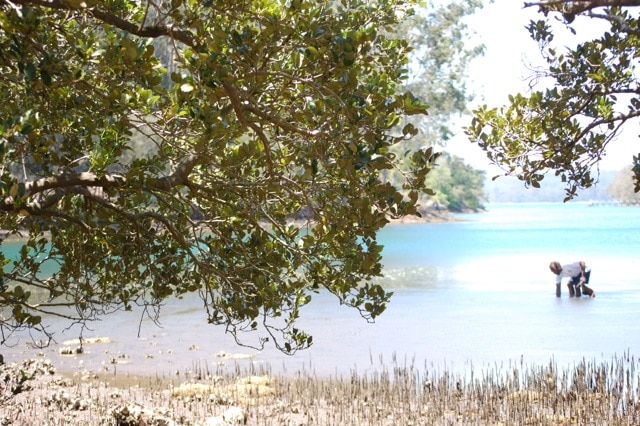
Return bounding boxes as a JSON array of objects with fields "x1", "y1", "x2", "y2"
[{"x1": 1, "y1": 352, "x2": 639, "y2": 425}]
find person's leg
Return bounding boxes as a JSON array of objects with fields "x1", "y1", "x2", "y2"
[
  {"x1": 581, "y1": 271, "x2": 594, "y2": 297},
  {"x1": 567, "y1": 282, "x2": 575, "y2": 297},
  {"x1": 570, "y1": 275, "x2": 582, "y2": 297},
  {"x1": 556, "y1": 283, "x2": 561, "y2": 297},
  {"x1": 581, "y1": 284, "x2": 595, "y2": 297}
]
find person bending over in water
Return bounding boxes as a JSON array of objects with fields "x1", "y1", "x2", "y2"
[{"x1": 549, "y1": 261, "x2": 596, "y2": 298}]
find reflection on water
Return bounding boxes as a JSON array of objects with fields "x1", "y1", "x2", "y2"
[
  {"x1": 1, "y1": 203, "x2": 640, "y2": 378},
  {"x1": 372, "y1": 265, "x2": 441, "y2": 290}
]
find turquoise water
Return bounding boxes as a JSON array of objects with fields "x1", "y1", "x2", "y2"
[
  {"x1": 379, "y1": 202, "x2": 640, "y2": 292},
  {"x1": 1, "y1": 203, "x2": 639, "y2": 377}
]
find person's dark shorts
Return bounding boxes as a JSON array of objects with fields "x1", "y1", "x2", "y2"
[{"x1": 570, "y1": 270, "x2": 591, "y2": 285}]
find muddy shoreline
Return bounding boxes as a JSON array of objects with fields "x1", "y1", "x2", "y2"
[{"x1": 2, "y1": 354, "x2": 638, "y2": 425}]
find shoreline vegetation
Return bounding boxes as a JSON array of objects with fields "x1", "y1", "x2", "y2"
[
  {"x1": 390, "y1": 208, "x2": 462, "y2": 224},
  {"x1": 1, "y1": 353, "x2": 639, "y2": 425}
]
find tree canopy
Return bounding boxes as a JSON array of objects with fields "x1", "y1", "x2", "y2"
[
  {"x1": 0, "y1": 0, "x2": 442, "y2": 353},
  {"x1": 466, "y1": 0, "x2": 640, "y2": 201}
]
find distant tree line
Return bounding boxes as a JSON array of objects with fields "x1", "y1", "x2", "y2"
[
  {"x1": 486, "y1": 172, "x2": 615, "y2": 203},
  {"x1": 608, "y1": 167, "x2": 640, "y2": 203},
  {"x1": 486, "y1": 166, "x2": 640, "y2": 204}
]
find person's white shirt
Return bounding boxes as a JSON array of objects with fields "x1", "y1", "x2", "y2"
[{"x1": 555, "y1": 262, "x2": 589, "y2": 284}]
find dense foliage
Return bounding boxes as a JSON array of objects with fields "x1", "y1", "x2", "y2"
[
  {"x1": 467, "y1": 0, "x2": 640, "y2": 201},
  {"x1": 0, "y1": 0, "x2": 443, "y2": 352}
]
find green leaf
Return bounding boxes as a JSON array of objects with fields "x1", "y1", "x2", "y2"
[{"x1": 23, "y1": 62, "x2": 37, "y2": 81}]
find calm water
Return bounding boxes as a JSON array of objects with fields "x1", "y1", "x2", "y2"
[{"x1": 2, "y1": 203, "x2": 640, "y2": 378}]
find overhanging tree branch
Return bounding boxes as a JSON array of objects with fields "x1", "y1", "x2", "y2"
[
  {"x1": 0, "y1": 173, "x2": 125, "y2": 213},
  {"x1": 1, "y1": 0, "x2": 439, "y2": 353},
  {"x1": 524, "y1": 0, "x2": 640, "y2": 13},
  {"x1": 589, "y1": 11, "x2": 640, "y2": 35},
  {"x1": 0, "y1": 153, "x2": 202, "y2": 213},
  {"x1": 10, "y1": 0, "x2": 200, "y2": 47}
]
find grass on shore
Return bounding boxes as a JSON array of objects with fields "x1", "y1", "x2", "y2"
[{"x1": 1, "y1": 353, "x2": 639, "y2": 425}]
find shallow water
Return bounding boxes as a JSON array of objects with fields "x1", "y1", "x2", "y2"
[{"x1": 2, "y1": 203, "x2": 640, "y2": 378}]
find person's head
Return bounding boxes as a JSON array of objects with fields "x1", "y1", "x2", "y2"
[{"x1": 549, "y1": 261, "x2": 562, "y2": 275}]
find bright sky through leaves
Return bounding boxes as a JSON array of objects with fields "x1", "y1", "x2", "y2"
[{"x1": 447, "y1": 0, "x2": 637, "y2": 172}]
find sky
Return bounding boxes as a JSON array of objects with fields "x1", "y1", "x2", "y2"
[{"x1": 445, "y1": 0, "x2": 637, "y2": 173}]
